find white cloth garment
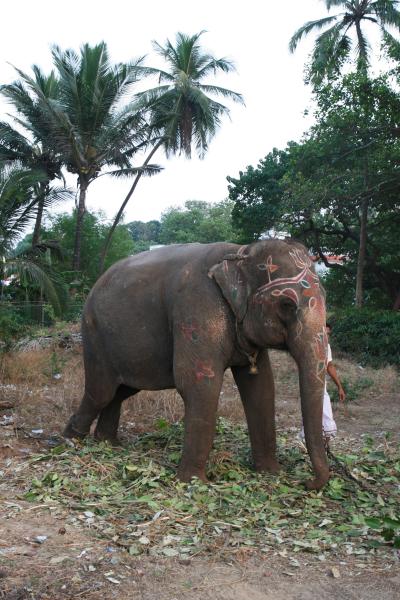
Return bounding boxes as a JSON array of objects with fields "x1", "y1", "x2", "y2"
[{"x1": 322, "y1": 344, "x2": 337, "y2": 438}]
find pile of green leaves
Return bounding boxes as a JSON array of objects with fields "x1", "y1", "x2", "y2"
[{"x1": 24, "y1": 419, "x2": 399, "y2": 558}]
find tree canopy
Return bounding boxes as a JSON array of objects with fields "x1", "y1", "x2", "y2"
[{"x1": 228, "y1": 71, "x2": 400, "y2": 309}]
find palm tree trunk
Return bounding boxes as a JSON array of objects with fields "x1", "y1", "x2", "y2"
[
  {"x1": 72, "y1": 178, "x2": 88, "y2": 272},
  {"x1": 32, "y1": 183, "x2": 48, "y2": 248},
  {"x1": 355, "y1": 196, "x2": 368, "y2": 308},
  {"x1": 98, "y1": 141, "x2": 163, "y2": 275}
]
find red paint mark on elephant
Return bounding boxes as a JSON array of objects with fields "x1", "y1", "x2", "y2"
[
  {"x1": 181, "y1": 319, "x2": 200, "y2": 342},
  {"x1": 195, "y1": 360, "x2": 215, "y2": 382}
]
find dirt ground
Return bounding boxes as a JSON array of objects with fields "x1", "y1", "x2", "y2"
[{"x1": 0, "y1": 339, "x2": 399, "y2": 599}]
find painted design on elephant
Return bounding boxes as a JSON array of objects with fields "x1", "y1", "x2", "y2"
[
  {"x1": 221, "y1": 259, "x2": 245, "y2": 302},
  {"x1": 312, "y1": 326, "x2": 329, "y2": 384},
  {"x1": 255, "y1": 266, "x2": 308, "y2": 301},
  {"x1": 254, "y1": 248, "x2": 325, "y2": 343},
  {"x1": 259, "y1": 255, "x2": 280, "y2": 282},
  {"x1": 289, "y1": 248, "x2": 312, "y2": 270},
  {"x1": 237, "y1": 245, "x2": 249, "y2": 260},
  {"x1": 195, "y1": 360, "x2": 215, "y2": 382},
  {"x1": 271, "y1": 287, "x2": 299, "y2": 305},
  {"x1": 181, "y1": 318, "x2": 200, "y2": 342}
]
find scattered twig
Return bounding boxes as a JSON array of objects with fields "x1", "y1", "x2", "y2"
[{"x1": 0, "y1": 401, "x2": 15, "y2": 410}]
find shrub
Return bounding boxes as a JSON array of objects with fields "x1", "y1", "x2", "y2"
[
  {"x1": 330, "y1": 308, "x2": 400, "y2": 367},
  {"x1": 0, "y1": 303, "x2": 31, "y2": 347}
]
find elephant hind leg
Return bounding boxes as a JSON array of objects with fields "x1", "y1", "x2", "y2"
[
  {"x1": 94, "y1": 385, "x2": 138, "y2": 443},
  {"x1": 64, "y1": 365, "x2": 117, "y2": 440}
]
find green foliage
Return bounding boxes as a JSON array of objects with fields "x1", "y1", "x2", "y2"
[
  {"x1": 127, "y1": 220, "x2": 161, "y2": 244},
  {"x1": 228, "y1": 71, "x2": 400, "y2": 309},
  {"x1": 228, "y1": 147, "x2": 291, "y2": 242},
  {"x1": 329, "y1": 376, "x2": 373, "y2": 403},
  {"x1": 23, "y1": 419, "x2": 400, "y2": 558},
  {"x1": 365, "y1": 516, "x2": 400, "y2": 549},
  {"x1": 136, "y1": 31, "x2": 244, "y2": 159},
  {"x1": 41, "y1": 210, "x2": 135, "y2": 287},
  {"x1": 289, "y1": 0, "x2": 400, "y2": 86},
  {"x1": 330, "y1": 309, "x2": 400, "y2": 367},
  {"x1": 0, "y1": 302, "x2": 30, "y2": 345},
  {"x1": 0, "y1": 163, "x2": 69, "y2": 316},
  {"x1": 159, "y1": 200, "x2": 239, "y2": 244}
]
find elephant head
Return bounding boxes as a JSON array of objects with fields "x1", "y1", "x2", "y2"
[{"x1": 209, "y1": 239, "x2": 329, "y2": 489}]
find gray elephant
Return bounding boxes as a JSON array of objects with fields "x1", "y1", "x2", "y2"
[{"x1": 65, "y1": 239, "x2": 330, "y2": 489}]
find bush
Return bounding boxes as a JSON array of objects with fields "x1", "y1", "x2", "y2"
[
  {"x1": 0, "y1": 303, "x2": 31, "y2": 347},
  {"x1": 328, "y1": 376, "x2": 373, "y2": 403},
  {"x1": 330, "y1": 308, "x2": 400, "y2": 367}
]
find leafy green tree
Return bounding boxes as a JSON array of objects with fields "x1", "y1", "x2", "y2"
[
  {"x1": 228, "y1": 147, "x2": 292, "y2": 242},
  {"x1": 0, "y1": 67, "x2": 68, "y2": 246},
  {"x1": 138, "y1": 31, "x2": 244, "y2": 158},
  {"x1": 227, "y1": 73, "x2": 400, "y2": 309},
  {"x1": 41, "y1": 210, "x2": 135, "y2": 287},
  {"x1": 99, "y1": 31, "x2": 243, "y2": 271},
  {"x1": 159, "y1": 199, "x2": 238, "y2": 244},
  {"x1": 11, "y1": 43, "x2": 159, "y2": 272},
  {"x1": 127, "y1": 220, "x2": 161, "y2": 243},
  {"x1": 0, "y1": 163, "x2": 65, "y2": 313},
  {"x1": 289, "y1": 0, "x2": 400, "y2": 85},
  {"x1": 290, "y1": 2, "x2": 400, "y2": 305}
]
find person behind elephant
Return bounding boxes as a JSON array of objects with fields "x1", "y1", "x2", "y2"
[{"x1": 300, "y1": 321, "x2": 345, "y2": 444}]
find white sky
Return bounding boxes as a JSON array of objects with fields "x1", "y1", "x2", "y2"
[{"x1": 1, "y1": 0, "x2": 331, "y2": 223}]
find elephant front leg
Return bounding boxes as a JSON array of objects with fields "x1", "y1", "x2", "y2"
[
  {"x1": 174, "y1": 355, "x2": 224, "y2": 482},
  {"x1": 232, "y1": 350, "x2": 280, "y2": 474}
]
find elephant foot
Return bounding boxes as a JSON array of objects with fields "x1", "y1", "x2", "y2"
[
  {"x1": 94, "y1": 427, "x2": 119, "y2": 445},
  {"x1": 63, "y1": 416, "x2": 89, "y2": 440},
  {"x1": 177, "y1": 464, "x2": 208, "y2": 483},
  {"x1": 305, "y1": 472, "x2": 330, "y2": 491},
  {"x1": 255, "y1": 458, "x2": 281, "y2": 475}
]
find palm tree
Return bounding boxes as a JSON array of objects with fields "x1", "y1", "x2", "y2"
[
  {"x1": 12, "y1": 43, "x2": 159, "y2": 272},
  {"x1": 0, "y1": 68, "x2": 65, "y2": 247},
  {"x1": 290, "y1": 0, "x2": 400, "y2": 307},
  {"x1": 0, "y1": 163, "x2": 65, "y2": 313},
  {"x1": 289, "y1": 0, "x2": 400, "y2": 84},
  {"x1": 99, "y1": 31, "x2": 244, "y2": 272}
]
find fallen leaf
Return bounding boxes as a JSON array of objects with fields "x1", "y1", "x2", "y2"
[
  {"x1": 50, "y1": 555, "x2": 70, "y2": 565},
  {"x1": 105, "y1": 576, "x2": 120, "y2": 585},
  {"x1": 162, "y1": 548, "x2": 179, "y2": 557},
  {"x1": 330, "y1": 567, "x2": 341, "y2": 579}
]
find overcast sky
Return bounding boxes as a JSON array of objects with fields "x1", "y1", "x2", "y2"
[{"x1": 1, "y1": 0, "x2": 329, "y2": 223}]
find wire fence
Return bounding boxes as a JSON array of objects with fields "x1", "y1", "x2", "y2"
[{"x1": 0, "y1": 300, "x2": 83, "y2": 326}]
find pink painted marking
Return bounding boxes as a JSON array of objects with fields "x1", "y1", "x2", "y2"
[
  {"x1": 271, "y1": 287, "x2": 300, "y2": 305},
  {"x1": 195, "y1": 360, "x2": 215, "y2": 382},
  {"x1": 255, "y1": 267, "x2": 308, "y2": 295}
]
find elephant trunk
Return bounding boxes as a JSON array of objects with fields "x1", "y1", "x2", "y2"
[{"x1": 289, "y1": 328, "x2": 330, "y2": 490}]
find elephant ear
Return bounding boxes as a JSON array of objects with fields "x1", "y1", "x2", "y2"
[{"x1": 208, "y1": 257, "x2": 250, "y2": 323}]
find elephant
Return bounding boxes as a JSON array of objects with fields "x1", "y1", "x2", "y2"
[{"x1": 64, "y1": 239, "x2": 330, "y2": 490}]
